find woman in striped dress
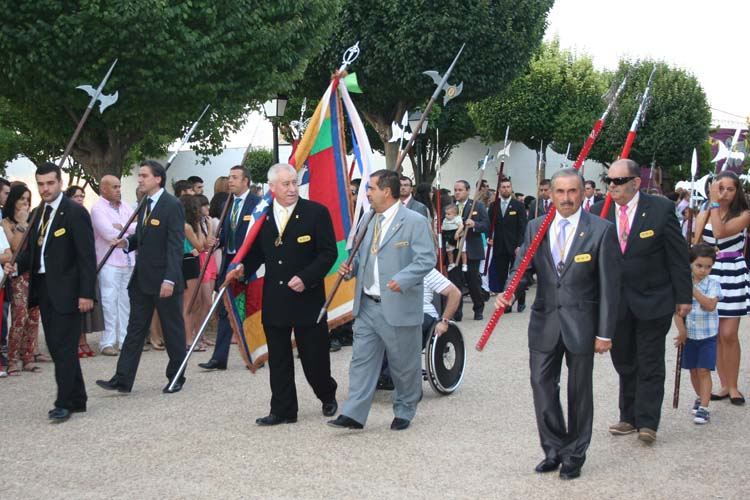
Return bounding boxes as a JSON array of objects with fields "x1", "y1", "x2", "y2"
[{"x1": 695, "y1": 171, "x2": 750, "y2": 405}]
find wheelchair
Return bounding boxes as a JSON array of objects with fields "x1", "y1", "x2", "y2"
[{"x1": 424, "y1": 320, "x2": 466, "y2": 395}]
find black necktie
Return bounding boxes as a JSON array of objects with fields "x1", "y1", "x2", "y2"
[
  {"x1": 145, "y1": 197, "x2": 153, "y2": 219},
  {"x1": 34, "y1": 205, "x2": 53, "y2": 273}
]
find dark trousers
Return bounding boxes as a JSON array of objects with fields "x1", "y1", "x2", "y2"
[
  {"x1": 530, "y1": 338, "x2": 593, "y2": 462},
  {"x1": 114, "y1": 285, "x2": 186, "y2": 390},
  {"x1": 493, "y1": 252, "x2": 525, "y2": 305},
  {"x1": 265, "y1": 322, "x2": 337, "y2": 418},
  {"x1": 211, "y1": 300, "x2": 233, "y2": 364},
  {"x1": 36, "y1": 275, "x2": 87, "y2": 410},
  {"x1": 462, "y1": 259, "x2": 484, "y2": 315},
  {"x1": 611, "y1": 308, "x2": 672, "y2": 431}
]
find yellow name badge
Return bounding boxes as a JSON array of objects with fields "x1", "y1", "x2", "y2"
[
  {"x1": 472, "y1": 211, "x2": 478, "y2": 215},
  {"x1": 508, "y1": 211, "x2": 517, "y2": 216},
  {"x1": 640, "y1": 229, "x2": 654, "y2": 239},
  {"x1": 297, "y1": 235, "x2": 311, "y2": 243},
  {"x1": 54, "y1": 228, "x2": 66, "y2": 237},
  {"x1": 574, "y1": 253, "x2": 592, "y2": 263},
  {"x1": 150, "y1": 219, "x2": 160, "y2": 226},
  {"x1": 394, "y1": 241, "x2": 409, "y2": 248},
  {"x1": 243, "y1": 215, "x2": 252, "y2": 221}
]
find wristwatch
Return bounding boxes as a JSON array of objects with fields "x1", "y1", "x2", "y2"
[{"x1": 440, "y1": 318, "x2": 450, "y2": 324}]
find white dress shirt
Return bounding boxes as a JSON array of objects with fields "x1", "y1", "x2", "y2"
[
  {"x1": 37, "y1": 192, "x2": 64, "y2": 274},
  {"x1": 273, "y1": 199, "x2": 297, "y2": 234},
  {"x1": 364, "y1": 201, "x2": 400, "y2": 297},
  {"x1": 549, "y1": 207, "x2": 582, "y2": 265},
  {"x1": 614, "y1": 191, "x2": 640, "y2": 239}
]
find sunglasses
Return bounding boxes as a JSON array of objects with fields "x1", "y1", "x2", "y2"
[{"x1": 604, "y1": 176, "x2": 636, "y2": 186}]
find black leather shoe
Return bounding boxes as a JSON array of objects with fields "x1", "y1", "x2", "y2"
[
  {"x1": 322, "y1": 401, "x2": 338, "y2": 417},
  {"x1": 198, "y1": 359, "x2": 227, "y2": 370},
  {"x1": 48, "y1": 407, "x2": 86, "y2": 415},
  {"x1": 559, "y1": 458, "x2": 584, "y2": 480},
  {"x1": 48, "y1": 407, "x2": 71, "y2": 422},
  {"x1": 329, "y1": 338, "x2": 342, "y2": 352},
  {"x1": 517, "y1": 303, "x2": 526, "y2": 313},
  {"x1": 163, "y1": 381, "x2": 183, "y2": 394},
  {"x1": 377, "y1": 374, "x2": 395, "y2": 391},
  {"x1": 390, "y1": 417, "x2": 410, "y2": 430},
  {"x1": 504, "y1": 306, "x2": 512, "y2": 314},
  {"x1": 256, "y1": 414, "x2": 297, "y2": 426},
  {"x1": 473, "y1": 312, "x2": 483, "y2": 321},
  {"x1": 534, "y1": 458, "x2": 560, "y2": 473},
  {"x1": 327, "y1": 415, "x2": 363, "y2": 429},
  {"x1": 96, "y1": 378, "x2": 131, "y2": 393}
]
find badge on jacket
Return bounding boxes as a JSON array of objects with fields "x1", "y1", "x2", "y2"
[
  {"x1": 574, "y1": 253, "x2": 592, "y2": 263},
  {"x1": 297, "y1": 235, "x2": 311, "y2": 243},
  {"x1": 54, "y1": 228, "x2": 66, "y2": 237},
  {"x1": 394, "y1": 241, "x2": 409, "y2": 248},
  {"x1": 639, "y1": 229, "x2": 654, "y2": 239},
  {"x1": 243, "y1": 215, "x2": 252, "y2": 221},
  {"x1": 508, "y1": 211, "x2": 517, "y2": 215},
  {"x1": 150, "y1": 219, "x2": 160, "y2": 226}
]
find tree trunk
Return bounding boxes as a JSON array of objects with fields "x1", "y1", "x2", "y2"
[{"x1": 72, "y1": 129, "x2": 136, "y2": 194}]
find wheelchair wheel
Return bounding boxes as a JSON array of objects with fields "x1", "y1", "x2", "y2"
[{"x1": 425, "y1": 321, "x2": 466, "y2": 395}]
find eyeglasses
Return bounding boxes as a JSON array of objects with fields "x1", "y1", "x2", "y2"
[{"x1": 604, "y1": 176, "x2": 636, "y2": 186}]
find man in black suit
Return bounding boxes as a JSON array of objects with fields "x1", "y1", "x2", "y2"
[
  {"x1": 488, "y1": 178, "x2": 527, "y2": 312},
  {"x1": 452, "y1": 180, "x2": 489, "y2": 320},
  {"x1": 528, "y1": 179, "x2": 551, "y2": 219},
  {"x1": 13, "y1": 162, "x2": 96, "y2": 422},
  {"x1": 199, "y1": 165, "x2": 260, "y2": 371},
  {"x1": 582, "y1": 180, "x2": 603, "y2": 212},
  {"x1": 591, "y1": 159, "x2": 691, "y2": 444},
  {"x1": 399, "y1": 176, "x2": 429, "y2": 219},
  {"x1": 497, "y1": 168, "x2": 620, "y2": 479},
  {"x1": 230, "y1": 163, "x2": 338, "y2": 425},
  {"x1": 96, "y1": 160, "x2": 187, "y2": 394}
]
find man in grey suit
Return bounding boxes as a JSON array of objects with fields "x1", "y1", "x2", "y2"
[
  {"x1": 496, "y1": 168, "x2": 621, "y2": 480},
  {"x1": 399, "y1": 176, "x2": 429, "y2": 218},
  {"x1": 330, "y1": 169, "x2": 435, "y2": 431},
  {"x1": 528, "y1": 178, "x2": 552, "y2": 219}
]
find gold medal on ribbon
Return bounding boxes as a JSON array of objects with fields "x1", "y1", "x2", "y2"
[{"x1": 274, "y1": 235, "x2": 283, "y2": 247}]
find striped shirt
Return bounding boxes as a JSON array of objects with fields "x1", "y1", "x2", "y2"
[
  {"x1": 686, "y1": 276, "x2": 722, "y2": 340},
  {"x1": 423, "y1": 268, "x2": 452, "y2": 318}
]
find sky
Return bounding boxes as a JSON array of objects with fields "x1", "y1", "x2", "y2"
[{"x1": 545, "y1": 0, "x2": 750, "y2": 128}]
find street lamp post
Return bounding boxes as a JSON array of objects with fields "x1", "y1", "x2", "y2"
[
  {"x1": 263, "y1": 95, "x2": 288, "y2": 164},
  {"x1": 408, "y1": 108, "x2": 429, "y2": 183}
]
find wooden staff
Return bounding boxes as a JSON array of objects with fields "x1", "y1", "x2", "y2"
[{"x1": 484, "y1": 126, "x2": 510, "y2": 274}]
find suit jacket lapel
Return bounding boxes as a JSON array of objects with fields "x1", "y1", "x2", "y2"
[
  {"x1": 46, "y1": 198, "x2": 66, "y2": 250},
  {"x1": 380, "y1": 207, "x2": 406, "y2": 249},
  {"x1": 559, "y1": 212, "x2": 590, "y2": 280}
]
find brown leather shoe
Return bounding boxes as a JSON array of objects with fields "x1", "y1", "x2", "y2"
[
  {"x1": 608, "y1": 421, "x2": 636, "y2": 435},
  {"x1": 638, "y1": 427, "x2": 657, "y2": 444}
]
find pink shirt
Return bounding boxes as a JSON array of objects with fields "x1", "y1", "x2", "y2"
[{"x1": 91, "y1": 197, "x2": 136, "y2": 267}]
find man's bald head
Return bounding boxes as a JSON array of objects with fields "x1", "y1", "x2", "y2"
[{"x1": 100, "y1": 174, "x2": 122, "y2": 203}]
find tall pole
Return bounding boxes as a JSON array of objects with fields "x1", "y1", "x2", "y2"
[{"x1": 272, "y1": 122, "x2": 280, "y2": 164}]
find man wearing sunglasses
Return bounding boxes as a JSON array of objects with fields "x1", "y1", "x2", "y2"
[{"x1": 591, "y1": 159, "x2": 691, "y2": 445}]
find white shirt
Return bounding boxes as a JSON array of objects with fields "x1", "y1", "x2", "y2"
[
  {"x1": 147, "y1": 187, "x2": 165, "y2": 210},
  {"x1": 500, "y1": 196, "x2": 512, "y2": 215},
  {"x1": 423, "y1": 268, "x2": 452, "y2": 318},
  {"x1": 0, "y1": 227, "x2": 9, "y2": 282},
  {"x1": 273, "y1": 199, "x2": 297, "y2": 234},
  {"x1": 226, "y1": 189, "x2": 251, "y2": 255},
  {"x1": 614, "y1": 191, "x2": 640, "y2": 238},
  {"x1": 37, "y1": 192, "x2": 64, "y2": 274},
  {"x1": 549, "y1": 207, "x2": 582, "y2": 265},
  {"x1": 364, "y1": 201, "x2": 400, "y2": 296}
]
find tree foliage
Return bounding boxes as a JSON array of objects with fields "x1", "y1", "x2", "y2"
[
  {"x1": 469, "y1": 39, "x2": 609, "y2": 170},
  {"x1": 242, "y1": 147, "x2": 274, "y2": 185},
  {"x1": 0, "y1": 0, "x2": 342, "y2": 191},
  {"x1": 293, "y1": 0, "x2": 554, "y2": 169}
]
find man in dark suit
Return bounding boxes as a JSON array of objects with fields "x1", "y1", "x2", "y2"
[
  {"x1": 582, "y1": 180, "x2": 603, "y2": 212},
  {"x1": 96, "y1": 160, "x2": 187, "y2": 394},
  {"x1": 199, "y1": 165, "x2": 260, "y2": 371},
  {"x1": 14, "y1": 162, "x2": 96, "y2": 422},
  {"x1": 229, "y1": 163, "x2": 338, "y2": 425},
  {"x1": 497, "y1": 168, "x2": 620, "y2": 479},
  {"x1": 399, "y1": 176, "x2": 429, "y2": 219},
  {"x1": 452, "y1": 180, "x2": 489, "y2": 320},
  {"x1": 528, "y1": 179, "x2": 551, "y2": 219},
  {"x1": 591, "y1": 159, "x2": 691, "y2": 444},
  {"x1": 488, "y1": 178, "x2": 527, "y2": 312}
]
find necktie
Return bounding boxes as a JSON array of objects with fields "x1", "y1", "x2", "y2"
[
  {"x1": 552, "y1": 219, "x2": 570, "y2": 275},
  {"x1": 619, "y1": 205, "x2": 630, "y2": 253},
  {"x1": 544, "y1": 199, "x2": 549, "y2": 212},
  {"x1": 457, "y1": 202, "x2": 464, "y2": 217},
  {"x1": 34, "y1": 205, "x2": 53, "y2": 273},
  {"x1": 274, "y1": 206, "x2": 288, "y2": 246},
  {"x1": 145, "y1": 197, "x2": 153, "y2": 219},
  {"x1": 363, "y1": 214, "x2": 385, "y2": 290},
  {"x1": 229, "y1": 197, "x2": 243, "y2": 252},
  {"x1": 501, "y1": 199, "x2": 508, "y2": 216},
  {"x1": 585, "y1": 199, "x2": 591, "y2": 211}
]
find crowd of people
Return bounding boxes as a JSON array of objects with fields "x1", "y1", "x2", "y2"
[{"x1": 0, "y1": 159, "x2": 747, "y2": 481}]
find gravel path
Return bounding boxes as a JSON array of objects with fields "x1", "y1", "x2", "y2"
[{"x1": 2, "y1": 293, "x2": 749, "y2": 499}]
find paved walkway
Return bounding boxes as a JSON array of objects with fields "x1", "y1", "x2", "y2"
[{"x1": 2, "y1": 294, "x2": 749, "y2": 499}]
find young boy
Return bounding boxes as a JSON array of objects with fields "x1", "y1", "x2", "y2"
[
  {"x1": 674, "y1": 243, "x2": 722, "y2": 424},
  {"x1": 441, "y1": 204, "x2": 467, "y2": 272}
]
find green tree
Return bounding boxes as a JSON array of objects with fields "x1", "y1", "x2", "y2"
[
  {"x1": 243, "y1": 147, "x2": 274, "y2": 185},
  {"x1": 293, "y1": 0, "x2": 554, "y2": 169},
  {"x1": 468, "y1": 39, "x2": 609, "y2": 179},
  {"x1": 589, "y1": 61, "x2": 712, "y2": 180},
  {"x1": 0, "y1": 0, "x2": 342, "y2": 191}
]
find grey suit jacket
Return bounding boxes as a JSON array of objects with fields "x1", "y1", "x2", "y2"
[
  {"x1": 510, "y1": 209, "x2": 621, "y2": 355},
  {"x1": 349, "y1": 204, "x2": 436, "y2": 326},
  {"x1": 404, "y1": 198, "x2": 430, "y2": 219}
]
